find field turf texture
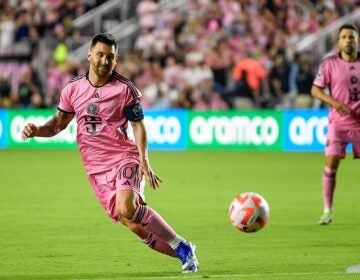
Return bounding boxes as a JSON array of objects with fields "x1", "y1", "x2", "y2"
[{"x1": 0, "y1": 149, "x2": 359, "y2": 280}]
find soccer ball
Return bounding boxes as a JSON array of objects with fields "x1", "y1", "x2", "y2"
[{"x1": 228, "y1": 192, "x2": 270, "y2": 233}]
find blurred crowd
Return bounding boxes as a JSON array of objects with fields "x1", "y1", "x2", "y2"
[{"x1": 0, "y1": 0, "x2": 359, "y2": 110}]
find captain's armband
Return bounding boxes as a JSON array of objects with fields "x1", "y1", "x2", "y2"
[{"x1": 125, "y1": 101, "x2": 144, "y2": 121}]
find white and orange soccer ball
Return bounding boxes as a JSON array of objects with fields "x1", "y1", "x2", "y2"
[{"x1": 228, "y1": 192, "x2": 270, "y2": 233}]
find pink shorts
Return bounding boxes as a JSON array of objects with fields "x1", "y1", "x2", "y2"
[
  {"x1": 87, "y1": 158, "x2": 145, "y2": 222},
  {"x1": 325, "y1": 123, "x2": 360, "y2": 159}
]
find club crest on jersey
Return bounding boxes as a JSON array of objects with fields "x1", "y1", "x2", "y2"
[
  {"x1": 86, "y1": 103, "x2": 99, "y2": 115},
  {"x1": 350, "y1": 76, "x2": 358, "y2": 84}
]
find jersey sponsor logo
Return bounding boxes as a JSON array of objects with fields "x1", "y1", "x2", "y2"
[
  {"x1": 84, "y1": 116, "x2": 102, "y2": 135},
  {"x1": 85, "y1": 103, "x2": 101, "y2": 135},
  {"x1": 349, "y1": 87, "x2": 360, "y2": 101}
]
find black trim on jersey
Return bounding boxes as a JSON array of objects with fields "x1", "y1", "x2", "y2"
[
  {"x1": 63, "y1": 73, "x2": 86, "y2": 88},
  {"x1": 57, "y1": 106, "x2": 75, "y2": 114},
  {"x1": 312, "y1": 83, "x2": 325, "y2": 90},
  {"x1": 338, "y1": 52, "x2": 360, "y2": 62},
  {"x1": 85, "y1": 71, "x2": 114, "y2": 88},
  {"x1": 68, "y1": 73, "x2": 87, "y2": 84},
  {"x1": 113, "y1": 71, "x2": 139, "y2": 98}
]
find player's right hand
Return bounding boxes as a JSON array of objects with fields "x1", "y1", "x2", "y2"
[{"x1": 21, "y1": 123, "x2": 39, "y2": 140}]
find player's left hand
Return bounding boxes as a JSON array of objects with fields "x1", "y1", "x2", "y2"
[
  {"x1": 333, "y1": 101, "x2": 350, "y2": 116},
  {"x1": 139, "y1": 159, "x2": 162, "y2": 189}
]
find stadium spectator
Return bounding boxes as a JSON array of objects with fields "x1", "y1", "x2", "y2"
[
  {"x1": 208, "y1": 90, "x2": 229, "y2": 110},
  {"x1": 288, "y1": 52, "x2": 301, "y2": 96},
  {"x1": 231, "y1": 69, "x2": 253, "y2": 107},
  {"x1": 268, "y1": 54, "x2": 291, "y2": 107},
  {"x1": 11, "y1": 66, "x2": 43, "y2": 108},
  {"x1": 204, "y1": 40, "x2": 233, "y2": 89},
  {"x1": 0, "y1": 74, "x2": 12, "y2": 108},
  {"x1": 294, "y1": 57, "x2": 314, "y2": 108},
  {"x1": 0, "y1": 8, "x2": 15, "y2": 55},
  {"x1": 134, "y1": 27, "x2": 157, "y2": 59},
  {"x1": 136, "y1": 0, "x2": 159, "y2": 29},
  {"x1": 232, "y1": 56, "x2": 268, "y2": 107},
  {"x1": 1, "y1": 0, "x2": 359, "y2": 110}
]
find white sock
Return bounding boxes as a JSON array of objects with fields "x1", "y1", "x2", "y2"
[
  {"x1": 169, "y1": 234, "x2": 184, "y2": 249},
  {"x1": 324, "y1": 207, "x2": 333, "y2": 213}
]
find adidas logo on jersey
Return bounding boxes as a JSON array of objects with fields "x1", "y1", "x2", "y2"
[
  {"x1": 93, "y1": 92, "x2": 100, "y2": 98},
  {"x1": 123, "y1": 180, "x2": 131, "y2": 186}
]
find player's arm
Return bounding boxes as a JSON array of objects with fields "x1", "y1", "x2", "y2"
[
  {"x1": 21, "y1": 109, "x2": 75, "y2": 140},
  {"x1": 130, "y1": 120, "x2": 162, "y2": 189},
  {"x1": 311, "y1": 85, "x2": 350, "y2": 116}
]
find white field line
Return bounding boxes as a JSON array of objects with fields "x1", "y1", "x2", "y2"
[{"x1": 71, "y1": 271, "x2": 349, "y2": 280}]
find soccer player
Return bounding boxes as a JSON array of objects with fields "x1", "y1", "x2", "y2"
[
  {"x1": 21, "y1": 33, "x2": 199, "y2": 272},
  {"x1": 311, "y1": 24, "x2": 360, "y2": 225}
]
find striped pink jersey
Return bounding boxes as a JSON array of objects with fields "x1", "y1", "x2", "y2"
[
  {"x1": 313, "y1": 53, "x2": 360, "y2": 129},
  {"x1": 58, "y1": 71, "x2": 142, "y2": 174}
]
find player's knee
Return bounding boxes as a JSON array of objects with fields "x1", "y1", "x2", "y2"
[
  {"x1": 325, "y1": 155, "x2": 340, "y2": 169},
  {"x1": 115, "y1": 200, "x2": 136, "y2": 220}
]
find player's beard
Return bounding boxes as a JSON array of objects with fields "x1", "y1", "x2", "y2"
[
  {"x1": 342, "y1": 45, "x2": 356, "y2": 56},
  {"x1": 94, "y1": 63, "x2": 112, "y2": 78}
]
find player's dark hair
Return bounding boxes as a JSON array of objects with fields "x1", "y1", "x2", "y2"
[
  {"x1": 90, "y1": 33, "x2": 118, "y2": 50},
  {"x1": 338, "y1": 24, "x2": 359, "y2": 36}
]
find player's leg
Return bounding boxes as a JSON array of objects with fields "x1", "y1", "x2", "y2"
[
  {"x1": 88, "y1": 167, "x2": 178, "y2": 258},
  {"x1": 115, "y1": 189, "x2": 178, "y2": 245},
  {"x1": 88, "y1": 166, "x2": 198, "y2": 272},
  {"x1": 115, "y1": 159, "x2": 199, "y2": 273},
  {"x1": 319, "y1": 125, "x2": 346, "y2": 225},
  {"x1": 119, "y1": 216, "x2": 176, "y2": 258},
  {"x1": 115, "y1": 189, "x2": 199, "y2": 272},
  {"x1": 319, "y1": 155, "x2": 340, "y2": 225}
]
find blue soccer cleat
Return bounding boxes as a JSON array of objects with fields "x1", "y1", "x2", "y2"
[{"x1": 175, "y1": 241, "x2": 199, "y2": 273}]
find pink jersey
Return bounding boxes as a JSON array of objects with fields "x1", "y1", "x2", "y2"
[
  {"x1": 313, "y1": 53, "x2": 360, "y2": 129},
  {"x1": 58, "y1": 71, "x2": 142, "y2": 174}
]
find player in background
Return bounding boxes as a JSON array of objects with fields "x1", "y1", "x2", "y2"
[
  {"x1": 21, "y1": 33, "x2": 199, "y2": 273},
  {"x1": 311, "y1": 24, "x2": 360, "y2": 225}
]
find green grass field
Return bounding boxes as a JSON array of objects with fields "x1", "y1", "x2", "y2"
[{"x1": 0, "y1": 149, "x2": 359, "y2": 280}]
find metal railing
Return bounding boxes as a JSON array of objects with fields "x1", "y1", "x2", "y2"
[
  {"x1": 286, "y1": 8, "x2": 360, "y2": 64},
  {"x1": 67, "y1": 0, "x2": 185, "y2": 63}
]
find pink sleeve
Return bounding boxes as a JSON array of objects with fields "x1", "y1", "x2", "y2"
[
  {"x1": 125, "y1": 82, "x2": 142, "y2": 107},
  {"x1": 58, "y1": 83, "x2": 74, "y2": 113},
  {"x1": 313, "y1": 60, "x2": 329, "y2": 89}
]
